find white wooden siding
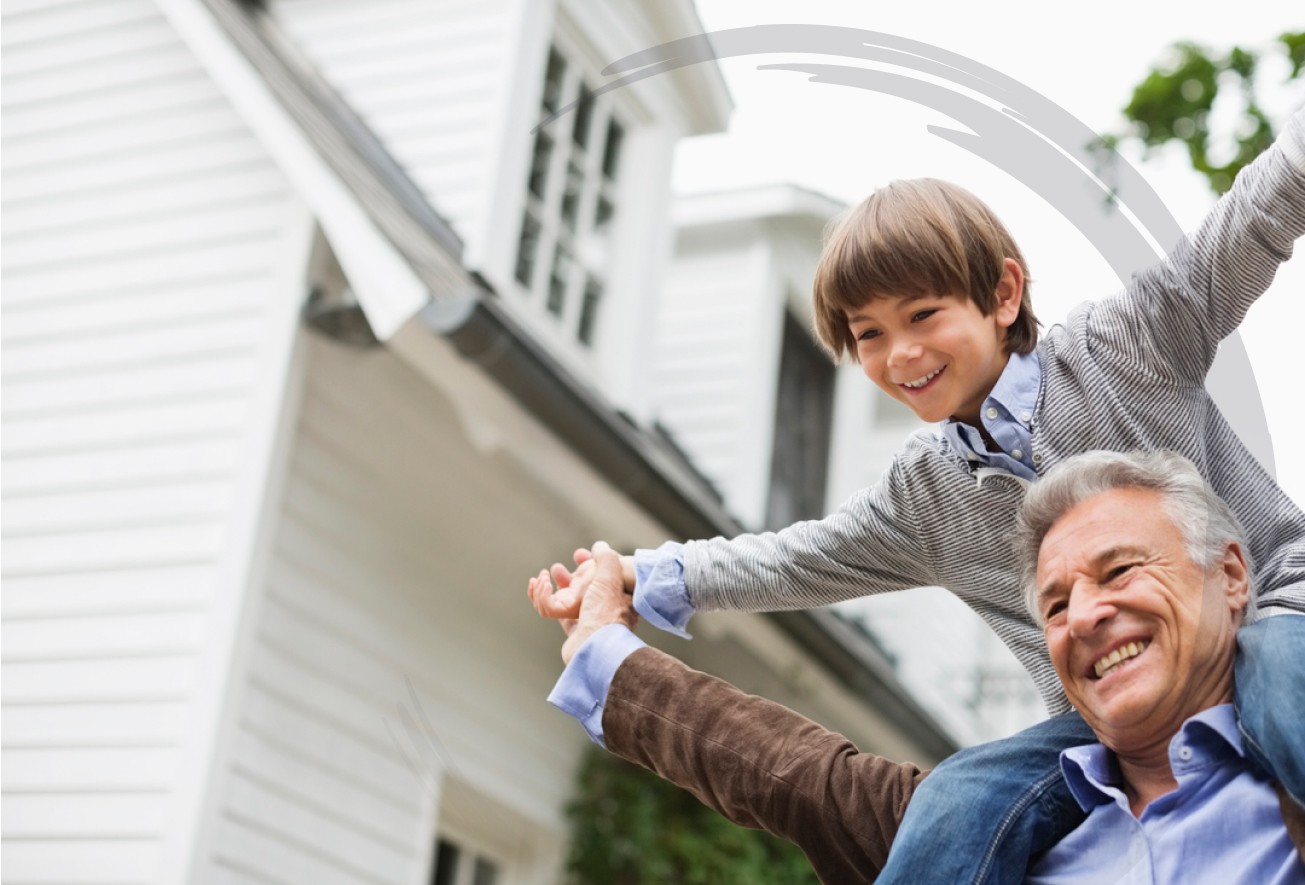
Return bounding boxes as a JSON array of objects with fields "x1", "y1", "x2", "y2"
[
  {"x1": 1, "y1": 0, "x2": 301, "y2": 881},
  {"x1": 201, "y1": 339, "x2": 595, "y2": 884},
  {"x1": 651, "y1": 231, "x2": 785, "y2": 528},
  {"x1": 270, "y1": 0, "x2": 513, "y2": 249}
]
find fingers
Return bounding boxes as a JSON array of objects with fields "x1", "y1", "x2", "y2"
[
  {"x1": 528, "y1": 568, "x2": 583, "y2": 620},
  {"x1": 527, "y1": 542, "x2": 621, "y2": 622},
  {"x1": 549, "y1": 562, "x2": 574, "y2": 588}
]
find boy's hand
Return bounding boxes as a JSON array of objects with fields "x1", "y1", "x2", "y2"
[
  {"x1": 527, "y1": 544, "x2": 636, "y2": 620},
  {"x1": 555, "y1": 541, "x2": 640, "y2": 665}
]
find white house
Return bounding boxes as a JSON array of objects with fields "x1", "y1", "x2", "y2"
[{"x1": 1, "y1": 1, "x2": 958, "y2": 884}]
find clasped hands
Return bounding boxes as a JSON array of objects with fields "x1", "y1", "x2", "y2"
[{"x1": 527, "y1": 541, "x2": 639, "y2": 664}]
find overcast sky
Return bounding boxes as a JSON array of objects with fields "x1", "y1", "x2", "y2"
[{"x1": 672, "y1": 1, "x2": 1305, "y2": 504}]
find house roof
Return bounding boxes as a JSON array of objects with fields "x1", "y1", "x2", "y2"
[{"x1": 186, "y1": 0, "x2": 959, "y2": 761}]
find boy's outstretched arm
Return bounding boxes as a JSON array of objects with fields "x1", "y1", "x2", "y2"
[{"x1": 527, "y1": 544, "x2": 636, "y2": 620}]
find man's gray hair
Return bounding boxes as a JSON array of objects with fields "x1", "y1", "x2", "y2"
[{"x1": 1016, "y1": 449, "x2": 1254, "y2": 624}]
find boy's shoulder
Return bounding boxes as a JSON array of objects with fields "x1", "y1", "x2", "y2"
[{"x1": 890, "y1": 426, "x2": 970, "y2": 476}]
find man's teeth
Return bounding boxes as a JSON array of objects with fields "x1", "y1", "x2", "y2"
[
  {"x1": 903, "y1": 368, "x2": 942, "y2": 389},
  {"x1": 1094, "y1": 641, "x2": 1150, "y2": 679}
]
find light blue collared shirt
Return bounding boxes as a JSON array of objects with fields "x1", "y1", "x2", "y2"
[
  {"x1": 1028, "y1": 704, "x2": 1303, "y2": 884},
  {"x1": 941, "y1": 350, "x2": 1041, "y2": 481}
]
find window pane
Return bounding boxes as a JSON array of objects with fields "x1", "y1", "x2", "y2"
[
  {"x1": 560, "y1": 159, "x2": 583, "y2": 233},
  {"x1": 572, "y1": 83, "x2": 594, "y2": 149},
  {"x1": 577, "y1": 277, "x2": 602, "y2": 346},
  {"x1": 542, "y1": 47, "x2": 566, "y2": 114},
  {"x1": 515, "y1": 212, "x2": 541, "y2": 288},
  {"x1": 548, "y1": 245, "x2": 572, "y2": 316},
  {"x1": 431, "y1": 839, "x2": 459, "y2": 885},
  {"x1": 602, "y1": 119, "x2": 624, "y2": 180},
  {"x1": 528, "y1": 130, "x2": 552, "y2": 199},
  {"x1": 594, "y1": 193, "x2": 614, "y2": 230},
  {"x1": 472, "y1": 858, "x2": 499, "y2": 885},
  {"x1": 765, "y1": 313, "x2": 834, "y2": 529}
]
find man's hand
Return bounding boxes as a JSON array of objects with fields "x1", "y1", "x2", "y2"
[
  {"x1": 527, "y1": 544, "x2": 636, "y2": 620},
  {"x1": 528, "y1": 541, "x2": 639, "y2": 664}
]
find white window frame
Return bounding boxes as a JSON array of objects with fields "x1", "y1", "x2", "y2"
[{"x1": 513, "y1": 29, "x2": 629, "y2": 351}]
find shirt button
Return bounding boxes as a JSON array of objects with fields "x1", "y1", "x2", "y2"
[
  {"x1": 1032, "y1": 452, "x2": 1043, "y2": 465},
  {"x1": 1011, "y1": 449, "x2": 1024, "y2": 460},
  {"x1": 1177, "y1": 746, "x2": 1193, "y2": 762},
  {"x1": 1020, "y1": 411, "x2": 1032, "y2": 422},
  {"x1": 986, "y1": 407, "x2": 999, "y2": 420}
]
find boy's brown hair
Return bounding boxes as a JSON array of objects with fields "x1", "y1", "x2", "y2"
[{"x1": 812, "y1": 178, "x2": 1039, "y2": 361}]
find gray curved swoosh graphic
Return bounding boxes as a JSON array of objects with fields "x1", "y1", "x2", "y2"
[{"x1": 541, "y1": 24, "x2": 1274, "y2": 474}]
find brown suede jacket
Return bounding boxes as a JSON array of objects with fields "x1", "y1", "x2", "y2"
[{"x1": 602, "y1": 646, "x2": 1305, "y2": 884}]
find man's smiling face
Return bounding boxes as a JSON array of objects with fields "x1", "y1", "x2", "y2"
[{"x1": 1034, "y1": 487, "x2": 1249, "y2": 756}]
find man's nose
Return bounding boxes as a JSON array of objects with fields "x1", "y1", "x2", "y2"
[{"x1": 1067, "y1": 588, "x2": 1116, "y2": 639}]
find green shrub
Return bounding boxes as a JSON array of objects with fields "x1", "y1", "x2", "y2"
[{"x1": 564, "y1": 747, "x2": 821, "y2": 884}]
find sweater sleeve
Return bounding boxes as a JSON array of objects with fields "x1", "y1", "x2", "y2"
[
  {"x1": 1087, "y1": 105, "x2": 1305, "y2": 385},
  {"x1": 680, "y1": 449, "x2": 940, "y2": 614},
  {"x1": 603, "y1": 646, "x2": 928, "y2": 884}
]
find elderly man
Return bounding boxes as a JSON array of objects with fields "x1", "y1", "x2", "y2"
[{"x1": 531, "y1": 450, "x2": 1305, "y2": 882}]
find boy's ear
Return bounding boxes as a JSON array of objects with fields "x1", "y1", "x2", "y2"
[{"x1": 994, "y1": 258, "x2": 1023, "y2": 328}]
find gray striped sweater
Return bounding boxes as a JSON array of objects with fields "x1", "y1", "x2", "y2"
[{"x1": 684, "y1": 109, "x2": 1305, "y2": 714}]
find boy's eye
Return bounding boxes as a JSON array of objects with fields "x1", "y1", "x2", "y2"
[
  {"x1": 855, "y1": 328, "x2": 881, "y2": 342},
  {"x1": 911, "y1": 309, "x2": 938, "y2": 322}
]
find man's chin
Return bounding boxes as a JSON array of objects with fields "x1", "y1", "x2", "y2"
[{"x1": 1073, "y1": 676, "x2": 1165, "y2": 735}]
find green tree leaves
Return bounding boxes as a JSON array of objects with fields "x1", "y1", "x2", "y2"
[{"x1": 1113, "y1": 32, "x2": 1303, "y2": 193}]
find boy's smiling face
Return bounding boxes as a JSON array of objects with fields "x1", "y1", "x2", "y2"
[{"x1": 845, "y1": 259, "x2": 1023, "y2": 426}]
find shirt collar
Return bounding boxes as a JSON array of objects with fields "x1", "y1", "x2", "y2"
[
  {"x1": 1059, "y1": 704, "x2": 1243, "y2": 812},
  {"x1": 940, "y1": 350, "x2": 1041, "y2": 466},
  {"x1": 983, "y1": 349, "x2": 1041, "y2": 428}
]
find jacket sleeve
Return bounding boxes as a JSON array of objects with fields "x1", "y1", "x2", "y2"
[
  {"x1": 1087, "y1": 105, "x2": 1305, "y2": 385},
  {"x1": 602, "y1": 646, "x2": 928, "y2": 884}
]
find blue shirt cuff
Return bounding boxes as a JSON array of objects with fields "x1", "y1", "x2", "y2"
[
  {"x1": 547, "y1": 624, "x2": 647, "y2": 748},
  {"x1": 632, "y1": 541, "x2": 694, "y2": 639}
]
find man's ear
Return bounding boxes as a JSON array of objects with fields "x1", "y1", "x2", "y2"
[
  {"x1": 1217, "y1": 541, "x2": 1251, "y2": 618},
  {"x1": 994, "y1": 257, "x2": 1024, "y2": 329}
]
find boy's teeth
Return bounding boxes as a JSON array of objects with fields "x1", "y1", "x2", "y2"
[
  {"x1": 1093, "y1": 641, "x2": 1150, "y2": 679},
  {"x1": 903, "y1": 368, "x2": 941, "y2": 389}
]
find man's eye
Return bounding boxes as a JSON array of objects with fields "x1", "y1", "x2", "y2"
[
  {"x1": 1106, "y1": 563, "x2": 1136, "y2": 582},
  {"x1": 1043, "y1": 600, "x2": 1067, "y2": 621}
]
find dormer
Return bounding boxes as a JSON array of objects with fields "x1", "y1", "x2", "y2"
[
  {"x1": 269, "y1": 0, "x2": 730, "y2": 416},
  {"x1": 652, "y1": 184, "x2": 869, "y2": 530}
]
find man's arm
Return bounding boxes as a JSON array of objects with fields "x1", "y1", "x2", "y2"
[
  {"x1": 603, "y1": 646, "x2": 927, "y2": 884},
  {"x1": 539, "y1": 542, "x2": 929, "y2": 884}
]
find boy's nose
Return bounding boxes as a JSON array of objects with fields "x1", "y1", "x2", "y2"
[{"x1": 887, "y1": 340, "x2": 923, "y2": 366}]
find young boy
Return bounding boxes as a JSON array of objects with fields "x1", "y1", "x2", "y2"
[{"x1": 532, "y1": 106, "x2": 1305, "y2": 883}]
